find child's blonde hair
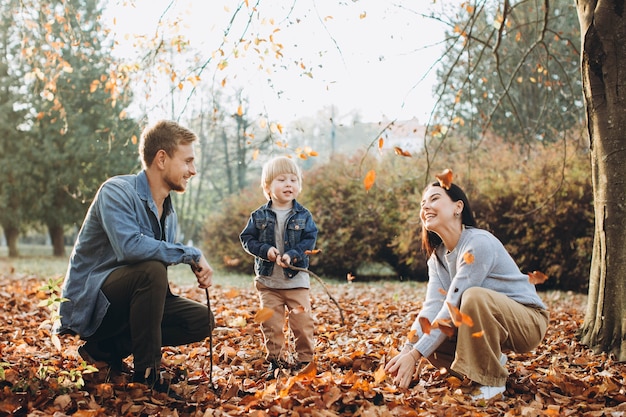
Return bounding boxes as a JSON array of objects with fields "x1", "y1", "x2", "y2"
[{"x1": 261, "y1": 156, "x2": 303, "y2": 200}]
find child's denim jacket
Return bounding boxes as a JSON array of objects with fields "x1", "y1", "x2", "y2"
[{"x1": 240, "y1": 199, "x2": 318, "y2": 278}]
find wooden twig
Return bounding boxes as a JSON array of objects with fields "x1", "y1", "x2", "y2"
[{"x1": 289, "y1": 265, "x2": 345, "y2": 325}]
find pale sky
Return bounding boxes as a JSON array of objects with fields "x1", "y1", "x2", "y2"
[{"x1": 104, "y1": 0, "x2": 449, "y2": 125}]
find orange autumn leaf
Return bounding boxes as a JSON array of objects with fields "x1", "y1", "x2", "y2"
[
  {"x1": 291, "y1": 305, "x2": 306, "y2": 314},
  {"x1": 463, "y1": 252, "x2": 475, "y2": 264},
  {"x1": 528, "y1": 270, "x2": 549, "y2": 285},
  {"x1": 438, "y1": 288, "x2": 448, "y2": 296},
  {"x1": 431, "y1": 319, "x2": 455, "y2": 337},
  {"x1": 305, "y1": 248, "x2": 322, "y2": 255},
  {"x1": 364, "y1": 169, "x2": 376, "y2": 191},
  {"x1": 394, "y1": 146, "x2": 412, "y2": 157},
  {"x1": 472, "y1": 330, "x2": 485, "y2": 338},
  {"x1": 254, "y1": 307, "x2": 274, "y2": 323},
  {"x1": 447, "y1": 302, "x2": 474, "y2": 327},
  {"x1": 224, "y1": 289, "x2": 240, "y2": 298},
  {"x1": 435, "y1": 168, "x2": 453, "y2": 190},
  {"x1": 419, "y1": 316, "x2": 432, "y2": 335},
  {"x1": 407, "y1": 329, "x2": 418, "y2": 343},
  {"x1": 378, "y1": 137, "x2": 384, "y2": 152},
  {"x1": 374, "y1": 364, "x2": 386, "y2": 384}
]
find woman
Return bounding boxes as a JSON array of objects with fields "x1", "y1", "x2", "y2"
[{"x1": 385, "y1": 170, "x2": 549, "y2": 400}]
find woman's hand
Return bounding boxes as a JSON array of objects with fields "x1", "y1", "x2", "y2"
[{"x1": 385, "y1": 346, "x2": 421, "y2": 389}]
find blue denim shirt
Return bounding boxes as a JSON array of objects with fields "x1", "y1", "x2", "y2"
[
  {"x1": 240, "y1": 200, "x2": 318, "y2": 279},
  {"x1": 57, "y1": 171, "x2": 201, "y2": 337}
]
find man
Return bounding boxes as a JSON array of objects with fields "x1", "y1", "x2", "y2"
[{"x1": 57, "y1": 120, "x2": 214, "y2": 392}]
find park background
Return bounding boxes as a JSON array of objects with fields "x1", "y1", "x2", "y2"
[{"x1": 1, "y1": 0, "x2": 625, "y2": 416}]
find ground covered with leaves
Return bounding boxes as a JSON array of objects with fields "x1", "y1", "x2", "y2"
[{"x1": 0, "y1": 272, "x2": 624, "y2": 417}]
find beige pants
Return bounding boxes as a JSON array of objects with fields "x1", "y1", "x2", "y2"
[
  {"x1": 255, "y1": 282, "x2": 315, "y2": 363},
  {"x1": 428, "y1": 287, "x2": 549, "y2": 386}
]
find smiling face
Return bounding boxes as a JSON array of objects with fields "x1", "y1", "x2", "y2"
[
  {"x1": 420, "y1": 185, "x2": 463, "y2": 234},
  {"x1": 163, "y1": 142, "x2": 197, "y2": 193},
  {"x1": 266, "y1": 172, "x2": 300, "y2": 208}
]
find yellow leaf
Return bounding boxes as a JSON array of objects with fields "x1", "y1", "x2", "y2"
[
  {"x1": 131, "y1": 135, "x2": 138, "y2": 145},
  {"x1": 374, "y1": 364, "x2": 386, "y2": 384},
  {"x1": 463, "y1": 252, "x2": 475, "y2": 264},
  {"x1": 364, "y1": 169, "x2": 376, "y2": 191},
  {"x1": 378, "y1": 137, "x2": 384, "y2": 151},
  {"x1": 237, "y1": 105, "x2": 243, "y2": 116},
  {"x1": 359, "y1": 12, "x2": 367, "y2": 19},
  {"x1": 252, "y1": 149, "x2": 260, "y2": 160},
  {"x1": 407, "y1": 329, "x2": 418, "y2": 343},
  {"x1": 177, "y1": 82, "x2": 183, "y2": 90}
]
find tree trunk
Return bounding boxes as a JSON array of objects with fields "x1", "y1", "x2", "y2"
[
  {"x1": 48, "y1": 224, "x2": 66, "y2": 258},
  {"x1": 3, "y1": 225, "x2": 19, "y2": 257},
  {"x1": 576, "y1": 0, "x2": 626, "y2": 361}
]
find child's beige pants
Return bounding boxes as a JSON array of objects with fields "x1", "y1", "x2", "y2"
[{"x1": 255, "y1": 282, "x2": 315, "y2": 363}]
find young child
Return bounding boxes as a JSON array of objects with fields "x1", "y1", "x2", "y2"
[{"x1": 240, "y1": 156, "x2": 318, "y2": 378}]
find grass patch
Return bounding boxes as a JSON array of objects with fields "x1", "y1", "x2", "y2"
[{"x1": 0, "y1": 244, "x2": 251, "y2": 288}]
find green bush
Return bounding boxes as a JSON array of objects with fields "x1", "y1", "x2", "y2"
[{"x1": 202, "y1": 138, "x2": 594, "y2": 292}]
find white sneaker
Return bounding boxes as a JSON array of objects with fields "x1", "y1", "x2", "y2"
[{"x1": 472, "y1": 384, "x2": 506, "y2": 400}]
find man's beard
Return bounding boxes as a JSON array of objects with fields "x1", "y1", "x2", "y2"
[{"x1": 165, "y1": 175, "x2": 186, "y2": 193}]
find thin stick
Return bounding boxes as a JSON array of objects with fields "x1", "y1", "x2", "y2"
[
  {"x1": 205, "y1": 288, "x2": 215, "y2": 389},
  {"x1": 289, "y1": 265, "x2": 345, "y2": 325}
]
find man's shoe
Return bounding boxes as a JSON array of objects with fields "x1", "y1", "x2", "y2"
[
  {"x1": 133, "y1": 367, "x2": 183, "y2": 401},
  {"x1": 78, "y1": 344, "x2": 125, "y2": 373}
]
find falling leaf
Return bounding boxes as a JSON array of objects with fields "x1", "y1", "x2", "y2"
[
  {"x1": 364, "y1": 169, "x2": 376, "y2": 191},
  {"x1": 419, "y1": 317, "x2": 432, "y2": 335},
  {"x1": 254, "y1": 307, "x2": 274, "y2": 323},
  {"x1": 407, "y1": 329, "x2": 418, "y2": 343},
  {"x1": 291, "y1": 305, "x2": 306, "y2": 314},
  {"x1": 237, "y1": 105, "x2": 243, "y2": 116},
  {"x1": 252, "y1": 149, "x2": 260, "y2": 160},
  {"x1": 438, "y1": 288, "x2": 448, "y2": 296},
  {"x1": 435, "y1": 169, "x2": 453, "y2": 190},
  {"x1": 431, "y1": 319, "x2": 455, "y2": 337},
  {"x1": 463, "y1": 252, "x2": 475, "y2": 264},
  {"x1": 528, "y1": 270, "x2": 549, "y2": 285},
  {"x1": 305, "y1": 249, "x2": 322, "y2": 255},
  {"x1": 472, "y1": 330, "x2": 485, "y2": 338},
  {"x1": 394, "y1": 146, "x2": 412, "y2": 157},
  {"x1": 359, "y1": 11, "x2": 367, "y2": 19},
  {"x1": 447, "y1": 302, "x2": 474, "y2": 327},
  {"x1": 378, "y1": 137, "x2": 384, "y2": 152}
]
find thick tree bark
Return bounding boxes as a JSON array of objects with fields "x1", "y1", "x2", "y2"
[
  {"x1": 3, "y1": 225, "x2": 19, "y2": 258},
  {"x1": 576, "y1": 0, "x2": 626, "y2": 361}
]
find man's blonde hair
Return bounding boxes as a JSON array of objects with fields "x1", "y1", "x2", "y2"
[{"x1": 261, "y1": 156, "x2": 302, "y2": 200}]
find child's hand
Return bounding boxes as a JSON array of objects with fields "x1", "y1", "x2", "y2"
[
  {"x1": 276, "y1": 254, "x2": 291, "y2": 268},
  {"x1": 267, "y1": 247, "x2": 280, "y2": 262}
]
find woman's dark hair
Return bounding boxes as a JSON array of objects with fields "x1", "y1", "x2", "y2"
[{"x1": 420, "y1": 182, "x2": 477, "y2": 257}]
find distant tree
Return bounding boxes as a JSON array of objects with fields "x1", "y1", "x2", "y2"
[
  {"x1": 19, "y1": 0, "x2": 139, "y2": 256},
  {"x1": 434, "y1": 0, "x2": 582, "y2": 149},
  {"x1": 0, "y1": 0, "x2": 37, "y2": 256}
]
